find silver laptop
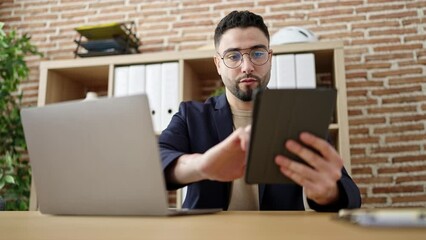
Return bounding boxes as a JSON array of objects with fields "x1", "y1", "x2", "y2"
[{"x1": 21, "y1": 94, "x2": 221, "y2": 216}]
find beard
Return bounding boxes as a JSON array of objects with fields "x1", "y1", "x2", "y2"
[{"x1": 226, "y1": 73, "x2": 269, "y2": 102}]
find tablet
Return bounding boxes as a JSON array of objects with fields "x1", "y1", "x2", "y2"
[{"x1": 245, "y1": 88, "x2": 337, "y2": 184}]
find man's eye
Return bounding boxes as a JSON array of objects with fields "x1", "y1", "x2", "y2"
[
  {"x1": 225, "y1": 52, "x2": 241, "y2": 61},
  {"x1": 252, "y1": 51, "x2": 266, "y2": 59}
]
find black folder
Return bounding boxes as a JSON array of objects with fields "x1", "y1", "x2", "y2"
[{"x1": 245, "y1": 88, "x2": 337, "y2": 184}]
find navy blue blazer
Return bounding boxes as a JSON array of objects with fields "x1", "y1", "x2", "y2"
[{"x1": 159, "y1": 94, "x2": 361, "y2": 212}]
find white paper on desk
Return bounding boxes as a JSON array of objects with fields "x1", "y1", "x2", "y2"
[{"x1": 338, "y1": 208, "x2": 426, "y2": 227}]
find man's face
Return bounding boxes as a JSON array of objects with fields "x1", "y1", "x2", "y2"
[{"x1": 214, "y1": 27, "x2": 271, "y2": 102}]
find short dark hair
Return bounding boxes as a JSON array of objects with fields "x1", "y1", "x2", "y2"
[{"x1": 214, "y1": 10, "x2": 270, "y2": 49}]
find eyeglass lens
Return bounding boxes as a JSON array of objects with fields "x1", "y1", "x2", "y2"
[{"x1": 222, "y1": 48, "x2": 270, "y2": 68}]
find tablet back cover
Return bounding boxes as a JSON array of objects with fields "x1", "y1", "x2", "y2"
[{"x1": 245, "y1": 89, "x2": 336, "y2": 184}]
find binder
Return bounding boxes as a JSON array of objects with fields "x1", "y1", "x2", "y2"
[
  {"x1": 128, "y1": 64, "x2": 146, "y2": 95},
  {"x1": 113, "y1": 66, "x2": 129, "y2": 97},
  {"x1": 276, "y1": 54, "x2": 296, "y2": 88},
  {"x1": 145, "y1": 64, "x2": 162, "y2": 133},
  {"x1": 295, "y1": 53, "x2": 316, "y2": 88},
  {"x1": 160, "y1": 62, "x2": 179, "y2": 130},
  {"x1": 267, "y1": 56, "x2": 277, "y2": 89}
]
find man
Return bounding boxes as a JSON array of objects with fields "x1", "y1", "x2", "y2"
[{"x1": 159, "y1": 10, "x2": 361, "y2": 211}]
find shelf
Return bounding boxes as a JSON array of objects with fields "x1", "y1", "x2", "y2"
[{"x1": 36, "y1": 41, "x2": 351, "y2": 209}]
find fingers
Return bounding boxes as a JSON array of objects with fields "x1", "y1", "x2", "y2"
[
  {"x1": 285, "y1": 133, "x2": 343, "y2": 178},
  {"x1": 275, "y1": 132, "x2": 344, "y2": 205},
  {"x1": 299, "y1": 132, "x2": 343, "y2": 169}
]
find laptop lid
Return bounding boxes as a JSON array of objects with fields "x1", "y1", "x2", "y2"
[{"x1": 22, "y1": 94, "x2": 177, "y2": 216}]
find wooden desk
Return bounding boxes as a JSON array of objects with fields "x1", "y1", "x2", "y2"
[{"x1": 1, "y1": 211, "x2": 425, "y2": 240}]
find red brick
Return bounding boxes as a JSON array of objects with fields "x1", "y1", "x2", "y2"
[
  {"x1": 350, "y1": 136, "x2": 380, "y2": 145},
  {"x1": 373, "y1": 145, "x2": 420, "y2": 155},
  {"x1": 406, "y1": 1, "x2": 426, "y2": 8},
  {"x1": 374, "y1": 123, "x2": 424, "y2": 134},
  {"x1": 349, "y1": 117, "x2": 386, "y2": 126},
  {"x1": 354, "y1": 176, "x2": 393, "y2": 184},
  {"x1": 351, "y1": 157, "x2": 388, "y2": 165},
  {"x1": 346, "y1": 62, "x2": 391, "y2": 71},
  {"x1": 365, "y1": 53, "x2": 412, "y2": 62},
  {"x1": 374, "y1": 43, "x2": 423, "y2": 52},
  {"x1": 388, "y1": 76, "x2": 426, "y2": 86},
  {"x1": 356, "y1": 4, "x2": 406, "y2": 13},
  {"x1": 351, "y1": 37, "x2": 400, "y2": 46},
  {"x1": 369, "y1": 28, "x2": 418, "y2": 37},
  {"x1": 350, "y1": 147, "x2": 366, "y2": 155},
  {"x1": 371, "y1": 85, "x2": 422, "y2": 96},
  {"x1": 347, "y1": 89, "x2": 368, "y2": 97},
  {"x1": 100, "y1": 6, "x2": 137, "y2": 14},
  {"x1": 352, "y1": 167, "x2": 373, "y2": 175},
  {"x1": 390, "y1": 114, "x2": 426, "y2": 124},
  {"x1": 347, "y1": 98, "x2": 378, "y2": 107},
  {"x1": 393, "y1": 155, "x2": 426, "y2": 163},
  {"x1": 383, "y1": 95, "x2": 426, "y2": 105},
  {"x1": 392, "y1": 195, "x2": 426, "y2": 203},
  {"x1": 308, "y1": 9, "x2": 354, "y2": 18},
  {"x1": 213, "y1": 2, "x2": 255, "y2": 10},
  {"x1": 367, "y1": 105, "x2": 417, "y2": 115},
  {"x1": 396, "y1": 175, "x2": 426, "y2": 184},
  {"x1": 320, "y1": 31, "x2": 364, "y2": 40},
  {"x1": 319, "y1": 0, "x2": 363, "y2": 8},
  {"x1": 346, "y1": 71, "x2": 367, "y2": 79},
  {"x1": 89, "y1": 0, "x2": 129, "y2": 9},
  {"x1": 369, "y1": 11, "x2": 418, "y2": 20},
  {"x1": 373, "y1": 185, "x2": 424, "y2": 194},
  {"x1": 349, "y1": 127, "x2": 369, "y2": 135},
  {"x1": 352, "y1": 20, "x2": 400, "y2": 29},
  {"x1": 321, "y1": 16, "x2": 366, "y2": 24},
  {"x1": 271, "y1": 3, "x2": 315, "y2": 11},
  {"x1": 346, "y1": 81, "x2": 383, "y2": 88},
  {"x1": 404, "y1": 35, "x2": 426, "y2": 42},
  {"x1": 403, "y1": 18, "x2": 426, "y2": 26},
  {"x1": 386, "y1": 134, "x2": 426, "y2": 143},
  {"x1": 347, "y1": 109, "x2": 362, "y2": 116},
  {"x1": 346, "y1": 56, "x2": 363, "y2": 62},
  {"x1": 344, "y1": 47, "x2": 369, "y2": 55},
  {"x1": 361, "y1": 197, "x2": 387, "y2": 204}
]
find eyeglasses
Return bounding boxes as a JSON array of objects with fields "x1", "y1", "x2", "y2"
[{"x1": 217, "y1": 47, "x2": 272, "y2": 69}]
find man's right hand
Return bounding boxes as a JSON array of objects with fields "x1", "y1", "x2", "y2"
[{"x1": 167, "y1": 126, "x2": 251, "y2": 184}]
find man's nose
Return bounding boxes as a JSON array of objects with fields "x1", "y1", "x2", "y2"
[{"x1": 240, "y1": 53, "x2": 254, "y2": 74}]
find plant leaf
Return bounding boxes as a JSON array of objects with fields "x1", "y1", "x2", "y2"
[{"x1": 4, "y1": 175, "x2": 15, "y2": 184}]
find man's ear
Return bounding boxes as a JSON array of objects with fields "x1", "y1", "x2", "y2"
[{"x1": 213, "y1": 55, "x2": 221, "y2": 75}]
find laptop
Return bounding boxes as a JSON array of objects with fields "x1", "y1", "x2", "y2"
[{"x1": 21, "y1": 94, "x2": 221, "y2": 216}]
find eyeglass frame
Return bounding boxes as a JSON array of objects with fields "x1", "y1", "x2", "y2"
[{"x1": 216, "y1": 45, "x2": 273, "y2": 69}]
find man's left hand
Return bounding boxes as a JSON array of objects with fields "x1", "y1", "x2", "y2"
[{"x1": 275, "y1": 132, "x2": 343, "y2": 205}]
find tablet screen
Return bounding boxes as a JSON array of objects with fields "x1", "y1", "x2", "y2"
[{"x1": 245, "y1": 88, "x2": 337, "y2": 184}]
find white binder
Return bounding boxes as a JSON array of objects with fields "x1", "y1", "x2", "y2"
[
  {"x1": 113, "y1": 66, "x2": 129, "y2": 97},
  {"x1": 295, "y1": 53, "x2": 316, "y2": 88},
  {"x1": 267, "y1": 56, "x2": 277, "y2": 89},
  {"x1": 160, "y1": 62, "x2": 179, "y2": 130},
  {"x1": 145, "y1": 64, "x2": 162, "y2": 133},
  {"x1": 128, "y1": 65, "x2": 146, "y2": 95},
  {"x1": 276, "y1": 54, "x2": 296, "y2": 89}
]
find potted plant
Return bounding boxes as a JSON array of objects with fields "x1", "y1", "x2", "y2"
[{"x1": 0, "y1": 22, "x2": 42, "y2": 210}]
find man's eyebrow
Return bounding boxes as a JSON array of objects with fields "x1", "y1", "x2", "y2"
[{"x1": 223, "y1": 44, "x2": 268, "y2": 53}]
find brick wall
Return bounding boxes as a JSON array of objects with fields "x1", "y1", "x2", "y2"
[{"x1": 1, "y1": 0, "x2": 425, "y2": 208}]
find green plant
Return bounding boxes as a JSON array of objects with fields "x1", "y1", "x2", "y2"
[{"x1": 0, "y1": 22, "x2": 42, "y2": 210}]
